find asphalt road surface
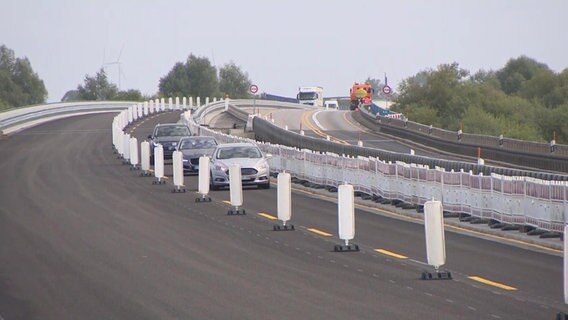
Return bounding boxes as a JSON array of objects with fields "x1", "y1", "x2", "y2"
[
  {"x1": 269, "y1": 108, "x2": 475, "y2": 160},
  {"x1": 0, "y1": 111, "x2": 565, "y2": 319}
]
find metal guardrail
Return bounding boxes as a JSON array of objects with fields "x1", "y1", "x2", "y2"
[
  {"x1": 353, "y1": 107, "x2": 568, "y2": 173},
  {"x1": 0, "y1": 101, "x2": 134, "y2": 134},
  {"x1": 251, "y1": 115, "x2": 568, "y2": 181},
  {"x1": 181, "y1": 106, "x2": 568, "y2": 234}
]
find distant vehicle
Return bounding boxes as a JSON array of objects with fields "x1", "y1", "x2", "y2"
[
  {"x1": 176, "y1": 136, "x2": 218, "y2": 175},
  {"x1": 297, "y1": 86, "x2": 324, "y2": 107},
  {"x1": 148, "y1": 123, "x2": 192, "y2": 162},
  {"x1": 210, "y1": 142, "x2": 270, "y2": 190},
  {"x1": 324, "y1": 99, "x2": 339, "y2": 109},
  {"x1": 349, "y1": 83, "x2": 374, "y2": 110}
]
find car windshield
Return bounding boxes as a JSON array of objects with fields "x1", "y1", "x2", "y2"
[
  {"x1": 179, "y1": 138, "x2": 217, "y2": 150},
  {"x1": 156, "y1": 126, "x2": 190, "y2": 137},
  {"x1": 217, "y1": 146, "x2": 262, "y2": 159}
]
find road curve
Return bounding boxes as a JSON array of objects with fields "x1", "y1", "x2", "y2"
[{"x1": 0, "y1": 112, "x2": 565, "y2": 319}]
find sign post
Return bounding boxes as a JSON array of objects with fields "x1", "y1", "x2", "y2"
[{"x1": 250, "y1": 84, "x2": 259, "y2": 115}]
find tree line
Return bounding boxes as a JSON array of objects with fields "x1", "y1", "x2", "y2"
[
  {"x1": 391, "y1": 56, "x2": 568, "y2": 143},
  {"x1": 1, "y1": 43, "x2": 566, "y2": 143},
  {"x1": 0, "y1": 45, "x2": 47, "y2": 110}
]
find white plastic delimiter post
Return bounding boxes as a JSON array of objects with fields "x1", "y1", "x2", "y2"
[
  {"x1": 123, "y1": 133, "x2": 131, "y2": 161},
  {"x1": 140, "y1": 141, "x2": 150, "y2": 172},
  {"x1": 154, "y1": 145, "x2": 164, "y2": 180},
  {"x1": 424, "y1": 200, "x2": 446, "y2": 269},
  {"x1": 129, "y1": 137, "x2": 139, "y2": 167},
  {"x1": 229, "y1": 163, "x2": 243, "y2": 207},
  {"x1": 127, "y1": 106, "x2": 133, "y2": 124},
  {"x1": 338, "y1": 184, "x2": 355, "y2": 245},
  {"x1": 172, "y1": 151, "x2": 184, "y2": 188},
  {"x1": 198, "y1": 156, "x2": 210, "y2": 195},
  {"x1": 277, "y1": 172, "x2": 292, "y2": 225},
  {"x1": 116, "y1": 129, "x2": 124, "y2": 156}
]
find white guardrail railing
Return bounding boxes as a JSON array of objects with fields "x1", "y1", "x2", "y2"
[
  {"x1": 6, "y1": 97, "x2": 565, "y2": 233},
  {"x1": 107, "y1": 98, "x2": 568, "y2": 233}
]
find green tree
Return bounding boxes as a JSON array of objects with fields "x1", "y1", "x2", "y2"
[
  {"x1": 219, "y1": 61, "x2": 252, "y2": 98},
  {"x1": 114, "y1": 89, "x2": 145, "y2": 101},
  {"x1": 496, "y1": 56, "x2": 549, "y2": 95},
  {"x1": 76, "y1": 68, "x2": 118, "y2": 101},
  {"x1": 0, "y1": 44, "x2": 47, "y2": 109},
  {"x1": 159, "y1": 54, "x2": 219, "y2": 98},
  {"x1": 364, "y1": 77, "x2": 381, "y2": 98}
]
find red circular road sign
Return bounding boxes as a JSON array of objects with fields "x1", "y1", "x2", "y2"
[
  {"x1": 382, "y1": 85, "x2": 392, "y2": 95},
  {"x1": 249, "y1": 84, "x2": 259, "y2": 94}
]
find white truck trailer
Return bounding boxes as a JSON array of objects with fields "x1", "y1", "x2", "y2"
[{"x1": 296, "y1": 86, "x2": 324, "y2": 107}]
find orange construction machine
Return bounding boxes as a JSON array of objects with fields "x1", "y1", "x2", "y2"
[{"x1": 349, "y1": 83, "x2": 374, "y2": 110}]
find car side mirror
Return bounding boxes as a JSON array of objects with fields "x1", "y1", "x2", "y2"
[{"x1": 266, "y1": 153, "x2": 273, "y2": 159}]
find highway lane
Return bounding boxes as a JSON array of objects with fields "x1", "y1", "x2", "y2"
[
  {"x1": 269, "y1": 108, "x2": 462, "y2": 160},
  {"x1": 0, "y1": 111, "x2": 565, "y2": 319},
  {"x1": 129, "y1": 112, "x2": 566, "y2": 313}
]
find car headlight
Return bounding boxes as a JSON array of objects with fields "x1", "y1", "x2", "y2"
[
  {"x1": 214, "y1": 163, "x2": 228, "y2": 172},
  {"x1": 256, "y1": 161, "x2": 268, "y2": 171}
]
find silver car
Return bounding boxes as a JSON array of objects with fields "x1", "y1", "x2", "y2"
[{"x1": 210, "y1": 143, "x2": 270, "y2": 190}]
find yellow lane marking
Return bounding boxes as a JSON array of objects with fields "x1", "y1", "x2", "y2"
[
  {"x1": 307, "y1": 228, "x2": 333, "y2": 237},
  {"x1": 223, "y1": 200, "x2": 231, "y2": 205},
  {"x1": 374, "y1": 249, "x2": 408, "y2": 259},
  {"x1": 258, "y1": 212, "x2": 278, "y2": 220},
  {"x1": 300, "y1": 110, "x2": 349, "y2": 145},
  {"x1": 468, "y1": 276, "x2": 517, "y2": 291}
]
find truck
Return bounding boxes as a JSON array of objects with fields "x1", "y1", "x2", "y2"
[
  {"x1": 349, "y1": 83, "x2": 374, "y2": 110},
  {"x1": 297, "y1": 86, "x2": 324, "y2": 107}
]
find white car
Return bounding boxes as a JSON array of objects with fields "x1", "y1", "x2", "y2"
[{"x1": 210, "y1": 143, "x2": 270, "y2": 190}]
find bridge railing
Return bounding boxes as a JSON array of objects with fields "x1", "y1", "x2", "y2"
[
  {"x1": 353, "y1": 107, "x2": 568, "y2": 173},
  {"x1": 7, "y1": 97, "x2": 565, "y2": 233},
  {"x1": 180, "y1": 103, "x2": 568, "y2": 233}
]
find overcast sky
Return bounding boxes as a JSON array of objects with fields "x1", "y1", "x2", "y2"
[{"x1": 2, "y1": 0, "x2": 567, "y2": 102}]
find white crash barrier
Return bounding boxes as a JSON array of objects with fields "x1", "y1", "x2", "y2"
[
  {"x1": 196, "y1": 156, "x2": 211, "y2": 202},
  {"x1": 198, "y1": 123, "x2": 568, "y2": 232},
  {"x1": 228, "y1": 163, "x2": 244, "y2": 214},
  {"x1": 172, "y1": 151, "x2": 185, "y2": 192},
  {"x1": 277, "y1": 172, "x2": 292, "y2": 226},
  {"x1": 122, "y1": 133, "x2": 131, "y2": 162},
  {"x1": 424, "y1": 200, "x2": 446, "y2": 269},
  {"x1": 338, "y1": 184, "x2": 355, "y2": 245},
  {"x1": 140, "y1": 141, "x2": 150, "y2": 174},
  {"x1": 129, "y1": 137, "x2": 139, "y2": 168},
  {"x1": 153, "y1": 145, "x2": 165, "y2": 184},
  {"x1": 110, "y1": 97, "x2": 568, "y2": 233}
]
